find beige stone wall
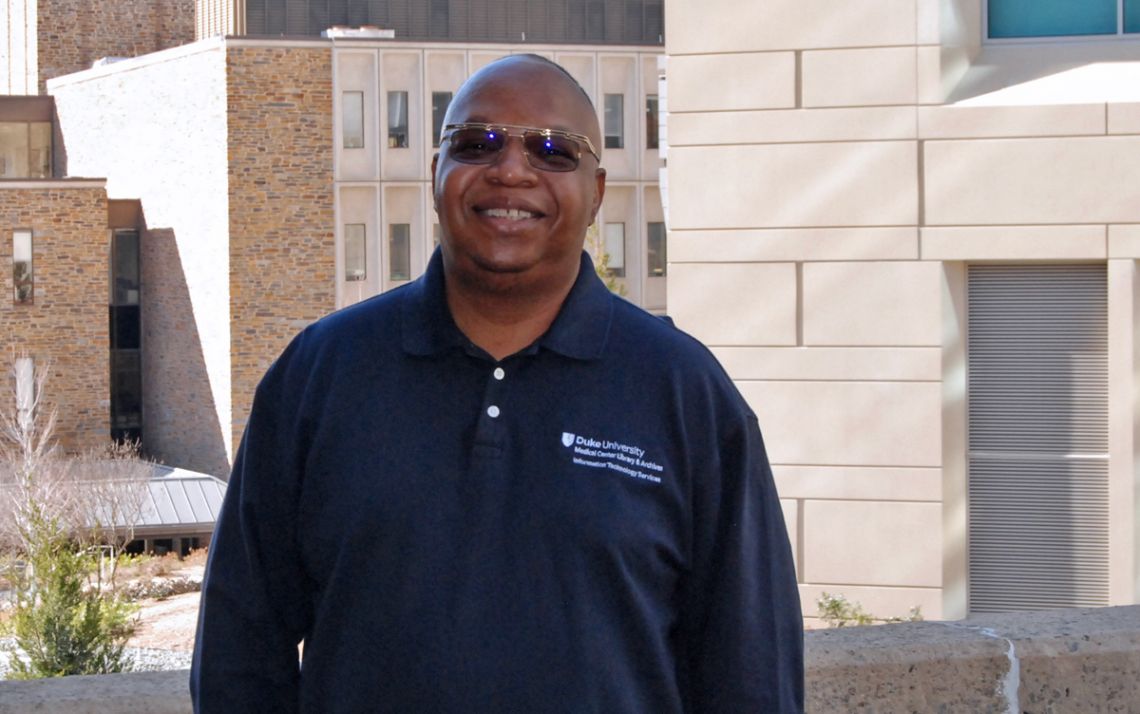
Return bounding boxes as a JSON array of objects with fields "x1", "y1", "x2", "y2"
[
  {"x1": 36, "y1": 0, "x2": 195, "y2": 92},
  {"x1": 226, "y1": 44, "x2": 336, "y2": 454},
  {"x1": 664, "y1": 0, "x2": 1140, "y2": 622},
  {"x1": 0, "y1": 182, "x2": 109, "y2": 453}
]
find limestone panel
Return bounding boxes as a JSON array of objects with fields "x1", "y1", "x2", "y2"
[
  {"x1": 773, "y1": 465, "x2": 942, "y2": 502},
  {"x1": 1107, "y1": 102, "x2": 1140, "y2": 134},
  {"x1": 800, "y1": 583, "x2": 943, "y2": 621},
  {"x1": 1109, "y1": 225, "x2": 1140, "y2": 258},
  {"x1": 803, "y1": 501, "x2": 942, "y2": 587},
  {"x1": 921, "y1": 225, "x2": 1107, "y2": 260},
  {"x1": 669, "y1": 262, "x2": 797, "y2": 346},
  {"x1": 802, "y1": 48, "x2": 916, "y2": 108},
  {"x1": 740, "y1": 381, "x2": 943, "y2": 467},
  {"x1": 712, "y1": 347, "x2": 940, "y2": 382},
  {"x1": 671, "y1": 228, "x2": 917, "y2": 263},
  {"x1": 803, "y1": 262, "x2": 942, "y2": 346},
  {"x1": 0, "y1": 185, "x2": 110, "y2": 453},
  {"x1": 667, "y1": 53, "x2": 795, "y2": 112},
  {"x1": 669, "y1": 107, "x2": 916, "y2": 146},
  {"x1": 917, "y1": 46, "x2": 942, "y2": 105},
  {"x1": 668, "y1": 143, "x2": 918, "y2": 230},
  {"x1": 925, "y1": 137, "x2": 1140, "y2": 225},
  {"x1": 664, "y1": 0, "x2": 917, "y2": 54},
  {"x1": 919, "y1": 104, "x2": 1105, "y2": 139}
]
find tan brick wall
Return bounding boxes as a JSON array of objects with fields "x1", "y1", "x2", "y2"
[
  {"x1": 36, "y1": 0, "x2": 195, "y2": 92},
  {"x1": 0, "y1": 184, "x2": 109, "y2": 453},
  {"x1": 226, "y1": 45, "x2": 336, "y2": 453}
]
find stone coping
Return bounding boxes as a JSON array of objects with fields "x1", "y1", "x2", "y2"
[{"x1": 1, "y1": 605, "x2": 1138, "y2": 713}]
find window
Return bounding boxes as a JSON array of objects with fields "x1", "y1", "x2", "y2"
[
  {"x1": 343, "y1": 91, "x2": 364, "y2": 149},
  {"x1": 388, "y1": 91, "x2": 409, "y2": 149},
  {"x1": 0, "y1": 122, "x2": 51, "y2": 178},
  {"x1": 432, "y1": 92, "x2": 452, "y2": 148},
  {"x1": 645, "y1": 95, "x2": 659, "y2": 150},
  {"x1": 604, "y1": 223, "x2": 625, "y2": 277},
  {"x1": 604, "y1": 94, "x2": 624, "y2": 150},
  {"x1": 12, "y1": 230, "x2": 32, "y2": 304},
  {"x1": 389, "y1": 224, "x2": 410, "y2": 281},
  {"x1": 988, "y1": 0, "x2": 1140, "y2": 38},
  {"x1": 15, "y1": 356, "x2": 34, "y2": 431},
  {"x1": 344, "y1": 224, "x2": 366, "y2": 281},
  {"x1": 647, "y1": 222, "x2": 666, "y2": 277},
  {"x1": 110, "y1": 229, "x2": 142, "y2": 443},
  {"x1": 432, "y1": 224, "x2": 441, "y2": 247}
]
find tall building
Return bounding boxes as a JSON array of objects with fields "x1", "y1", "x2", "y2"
[{"x1": 662, "y1": 0, "x2": 1140, "y2": 621}]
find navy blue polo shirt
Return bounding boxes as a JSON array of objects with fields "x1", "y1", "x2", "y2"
[{"x1": 191, "y1": 250, "x2": 803, "y2": 713}]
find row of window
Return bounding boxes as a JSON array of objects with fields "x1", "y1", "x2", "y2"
[
  {"x1": 343, "y1": 90, "x2": 660, "y2": 152},
  {"x1": 344, "y1": 220, "x2": 666, "y2": 283},
  {"x1": 989, "y1": 0, "x2": 1140, "y2": 38}
]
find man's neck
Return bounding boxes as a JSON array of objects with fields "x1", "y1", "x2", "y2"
[{"x1": 445, "y1": 267, "x2": 579, "y2": 361}]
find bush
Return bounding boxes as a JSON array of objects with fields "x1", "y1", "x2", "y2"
[{"x1": 817, "y1": 592, "x2": 923, "y2": 628}]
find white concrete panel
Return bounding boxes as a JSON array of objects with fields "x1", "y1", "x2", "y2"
[
  {"x1": 669, "y1": 262, "x2": 797, "y2": 346},
  {"x1": 669, "y1": 143, "x2": 918, "y2": 229},
  {"x1": 740, "y1": 381, "x2": 943, "y2": 467},
  {"x1": 803, "y1": 262, "x2": 942, "y2": 347},
  {"x1": 803, "y1": 501, "x2": 943, "y2": 587},
  {"x1": 1109, "y1": 225, "x2": 1140, "y2": 258},
  {"x1": 918, "y1": 104, "x2": 1105, "y2": 139},
  {"x1": 802, "y1": 48, "x2": 916, "y2": 108},
  {"x1": 335, "y1": 50, "x2": 379, "y2": 182},
  {"x1": 641, "y1": 55, "x2": 664, "y2": 182},
  {"x1": 917, "y1": 45, "x2": 943, "y2": 105},
  {"x1": 799, "y1": 583, "x2": 942, "y2": 621},
  {"x1": 669, "y1": 107, "x2": 916, "y2": 146},
  {"x1": 599, "y1": 54, "x2": 638, "y2": 181},
  {"x1": 921, "y1": 225, "x2": 1107, "y2": 260},
  {"x1": 774, "y1": 465, "x2": 942, "y2": 502},
  {"x1": 1108, "y1": 102, "x2": 1140, "y2": 134},
  {"x1": 671, "y1": 227, "x2": 917, "y2": 262},
  {"x1": 664, "y1": 0, "x2": 917, "y2": 54},
  {"x1": 916, "y1": 0, "x2": 940, "y2": 45},
  {"x1": 925, "y1": 136, "x2": 1140, "y2": 225},
  {"x1": 380, "y1": 51, "x2": 424, "y2": 182},
  {"x1": 554, "y1": 53, "x2": 596, "y2": 101},
  {"x1": 713, "y1": 346, "x2": 941, "y2": 381},
  {"x1": 668, "y1": 53, "x2": 795, "y2": 112}
]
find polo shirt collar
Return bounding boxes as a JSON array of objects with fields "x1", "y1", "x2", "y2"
[{"x1": 401, "y1": 249, "x2": 613, "y2": 361}]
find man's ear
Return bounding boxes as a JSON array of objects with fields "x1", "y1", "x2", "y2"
[
  {"x1": 430, "y1": 153, "x2": 440, "y2": 211},
  {"x1": 590, "y1": 167, "x2": 607, "y2": 224}
]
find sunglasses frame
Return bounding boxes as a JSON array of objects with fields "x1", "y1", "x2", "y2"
[{"x1": 441, "y1": 122, "x2": 602, "y2": 172}]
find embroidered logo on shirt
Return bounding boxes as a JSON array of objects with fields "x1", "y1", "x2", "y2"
[{"x1": 561, "y1": 432, "x2": 664, "y2": 484}]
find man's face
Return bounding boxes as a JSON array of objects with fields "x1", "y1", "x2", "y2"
[{"x1": 432, "y1": 60, "x2": 606, "y2": 294}]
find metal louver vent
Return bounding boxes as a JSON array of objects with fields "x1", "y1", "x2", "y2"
[{"x1": 967, "y1": 264, "x2": 1108, "y2": 613}]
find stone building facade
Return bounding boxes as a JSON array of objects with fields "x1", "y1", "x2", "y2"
[
  {"x1": 2, "y1": 0, "x2": 195, "y2": 94},
  {"x1": 662, "y1": 0, "x2": 1140, "y2": 623},
  {"x1": 1, "y1": 181, "x2": 110, "y2": 452}
]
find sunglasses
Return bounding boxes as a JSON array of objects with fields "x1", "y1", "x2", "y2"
[{"x1": 441, "y1": 122, "x2": 601, "y2": 173}]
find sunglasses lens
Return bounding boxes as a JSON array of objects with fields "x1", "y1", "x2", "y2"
[
  {"x1": 523, "y1": 133, "x2": 580, "y2": 172},
  {"x1": 448, "y1": 128, "x2": 505, "y2": 164}
]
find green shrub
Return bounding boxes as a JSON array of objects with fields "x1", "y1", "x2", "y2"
[{"x1": 817, "y1": 592, "x2": 923, "y2": 628}]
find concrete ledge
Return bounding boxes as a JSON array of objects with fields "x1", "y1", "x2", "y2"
[{"x1": 2, "y1": 606, "x2": 1138, "y2": 713}]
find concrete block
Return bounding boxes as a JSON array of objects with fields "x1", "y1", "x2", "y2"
[
  {"x1": 664, "y1": 0, "x2": 916, "y2": 54},
  {"x1": 773, "y1": 464, "x2": 942, "y2": 502},
  {"x1": 668, "y1": 262, "x2": 797, "y2": 346},
  {"x1": 802, "y1": 48, "x2": 916, "y2": 108},
  {"x1": 668, "y1": 142, "x2": 918, "y2": 229},
  {"x1": 667, "y1": 53, "x2": 795, "y2": 112},
  {"x1": 916, "y1": 0, "x2": 941, "y2": 45},
  {"x1": 916, "y1": 46, "x2": 943, "y2": 105},
  {"x1": 670, "y1": 106, "x2": 917, "y2": 145},
  {"x1": 919, "y1": 103, "x2": 1105, "y2": 139},
  {"x1": 803, "y1": 501, "x2": 942, "y2": 587},
  {"x1": 740, "y1": 381, "x2": 943, "y2": 467},
  {"x1": 671, "y1": 227, "x2": 918, "y2": 262},
  {"x1": 925, "y1": 136, "x2": 1140, "y2": 225},
  {"x1": 921, "y1": 225, "x2": 1107, "y2": 260},
  {"x1": 1109, "y1": 225, "x2": 1140, "y2": 257},
  {"x1": 803, "y1": 262, "x2": 942, "y2": 346},
  {"x1": 1108, "y1": 102, "x2": 1140, "y2": 134}
]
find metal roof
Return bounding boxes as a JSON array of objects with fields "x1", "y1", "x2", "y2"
[{"x1": 135, "y1": 465, "x2": 227, "y2": 534}]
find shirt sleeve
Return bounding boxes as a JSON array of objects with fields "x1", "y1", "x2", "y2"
[
  {"x1": 190, "y1": 352, "x2": 313, "y2": 713},
  {"x1": 681, "y1": 413, "x2": 804, "y2": 713}
]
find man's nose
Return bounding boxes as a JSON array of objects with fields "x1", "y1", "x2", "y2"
[{"x1": 485, "y1": 135, "x2": 537, "y2": 183}]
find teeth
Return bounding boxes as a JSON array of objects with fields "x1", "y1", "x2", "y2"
[{"x1": 483, "y1": 208, "x2": 536, "y2": 220}]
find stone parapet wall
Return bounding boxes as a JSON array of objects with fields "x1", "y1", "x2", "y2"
[
  {"x1": 2, "y1": 605, "x2": 1137, "y2": 712},
  {"x1": 0, "y1": 183, "x2": 109, "y2": 453},
  {"x1": 36, "y1": 0, "x2": 195, "y2": 93},
  {"x1": 225, "y1": 45, "x2": 336, "y2": 455}
]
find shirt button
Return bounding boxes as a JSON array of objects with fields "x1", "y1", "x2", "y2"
[
  {"x1": 493, "y1": 367, "x2": 505, "y2": 380},
  {"x1": 487, "y1": 405, "x2": 500, "y2": 418}
]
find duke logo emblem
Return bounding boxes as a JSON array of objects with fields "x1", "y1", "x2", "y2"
[{"x1": 561, "y1": 432, "x2": 575, "y2": 447}]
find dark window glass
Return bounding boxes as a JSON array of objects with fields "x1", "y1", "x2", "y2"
[
  {"x1": 604, "y1": 94, "x2": 624, "y2": 150},
  {"x1": 388, "y1": 91, "x2": 409, "y2": 148},
  {"x1": 389, "y1": 223, "x2": 411, "y2": 280},
  {"x1": 432, "y1": 91, "x2": 452, "y2": 148},
  {"x1": 645, "y1": 94, "x2": 659, "y2": 150},
  {"x1": 988, "y1": 0, "x2": 1116, "y2": 38},
  {"x1": 647, "y1": 221, "x2": 666, "y2": 277}
]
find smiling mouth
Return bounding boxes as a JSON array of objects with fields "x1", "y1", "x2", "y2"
[{"x1": 478, "y1": 207, "x2": 541, "y2": 221}]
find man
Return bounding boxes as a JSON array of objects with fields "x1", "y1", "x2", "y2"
[{"x1": 191, "y1": 54, "x2": 803, "y2": 712}]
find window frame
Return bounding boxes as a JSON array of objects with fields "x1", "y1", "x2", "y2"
[
  {"x1": 984, "y1": 0, "x2": 1140, "y2": 41},
  {"x1": 12, "y1": 229, "x2": 33, "y2": 305}
]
